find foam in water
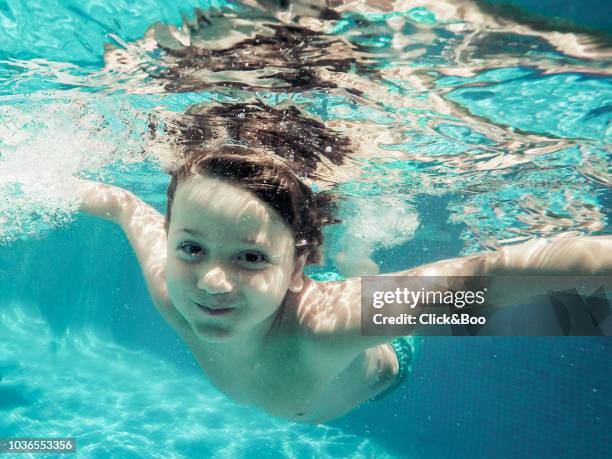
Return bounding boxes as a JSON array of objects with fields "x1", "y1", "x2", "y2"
[{"x1": 0, "y1": 96, "x2": 155, "y2": 244}]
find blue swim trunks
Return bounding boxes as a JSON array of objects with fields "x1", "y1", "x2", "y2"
[{"x1": 369, "y1": 336, "x2": 415, "y2": 402}]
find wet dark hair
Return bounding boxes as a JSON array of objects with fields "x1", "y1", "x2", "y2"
[
  {"x1": 165, "y1": 146, "x2": 340, "y2": 264},
  {"x1": 163, "y1": 101, "x2": 351, "y2": 264},
  {"x1": 166, "y1": 101, "x2": 352, "y2": 175}
]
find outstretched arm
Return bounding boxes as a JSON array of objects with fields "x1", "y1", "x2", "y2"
[
  {"x1": 304, "y1": 235, "x2": 612, "y2": 360},
  {"x1": 387, "y1": 235, "x2": 612, "y2": 307},
  {"x1": 76, "y1": 180, "x2": 184, "y2": 328}
]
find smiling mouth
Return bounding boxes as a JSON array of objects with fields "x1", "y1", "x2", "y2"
[{"x1": 195, "y1": 303, "x2": 236, "y2": 316}]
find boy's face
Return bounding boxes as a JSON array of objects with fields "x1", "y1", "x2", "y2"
[{"x1": 166, "y1": 175, "x2": 306, "y2": 342}]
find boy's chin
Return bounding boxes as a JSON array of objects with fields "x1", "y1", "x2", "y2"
[{"x1": 191, "y1": 322, "x2": 236, "y2": 343}]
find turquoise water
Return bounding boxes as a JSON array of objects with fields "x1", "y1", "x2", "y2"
[{"x1": 1, "y1": 0, "x2": 611, "y2": 457}]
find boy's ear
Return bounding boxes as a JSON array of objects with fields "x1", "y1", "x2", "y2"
[{"x1": 289, "y1": 253, "x2": 308, "y2": 293}]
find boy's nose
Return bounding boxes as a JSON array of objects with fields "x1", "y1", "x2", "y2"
[{"x1": 197, "y1": 266, "x2": 233, "y2": 294}]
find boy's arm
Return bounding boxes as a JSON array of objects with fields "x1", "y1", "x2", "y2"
[
  {"x1": 384, "y1": 235, "x2": 612, "y2": 306},
  {"x1": 77, "y1": 180, "x2": 186, "y2": 328},
  {"x1": 301, "y1": 253, "x2": 487, "y2": 361},
  {"x1": 306, "y1": 236, "x2": 612, "y2": 360}
]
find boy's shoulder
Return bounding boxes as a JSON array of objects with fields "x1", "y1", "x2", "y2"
[
  {"x1": 292, "y1": 276, "x2": 395, "y2": 366},
  {"x1": 291, "y1": 277, "x2": 362, "y2": 340},
  {"x1": 297, "y1": 276, "x2": 360, "y2": 318}
]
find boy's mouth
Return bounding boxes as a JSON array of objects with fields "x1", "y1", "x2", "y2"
[{"x1": 195, "y1": 302, "x2": 236, "y2": 316}]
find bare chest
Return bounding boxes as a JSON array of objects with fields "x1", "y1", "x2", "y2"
[
  {"x1": 186, "y1": 342, "x2": 399, "y2": 423},
  {"x1": 188, "y1": 339, "x2": 327, "y2": 419}
]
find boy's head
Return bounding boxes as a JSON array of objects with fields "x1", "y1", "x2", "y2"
[
  {"x1": 162, "y1": 101, "x2": 351, "y2": 264},
  {"x1": 161, "y1": 102, "x2": 347, "y2": 341},
  {"x1": 163, "y1": 146, "x2": 339, "y2": 342}
]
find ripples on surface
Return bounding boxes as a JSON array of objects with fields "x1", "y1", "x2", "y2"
[{"x1": 1, "y1": 0, "x2": 610, "y2": 253}]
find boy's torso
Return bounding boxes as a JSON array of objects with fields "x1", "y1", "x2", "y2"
[{"x1": 169, "y1": 286, "x2": 399, "y2": 423}]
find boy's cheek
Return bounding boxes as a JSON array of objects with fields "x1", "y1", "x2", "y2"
[
  {"x1": 244, "y1": 268, "x2": 290, "y2": 296},
  {"x1": 165, "y1": 267, "x2": 190, "y2": 305},
  {"x1": 166, "y1": 258, "x2": 189, "y2": 280}
]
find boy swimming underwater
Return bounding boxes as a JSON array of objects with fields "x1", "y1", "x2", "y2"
[{"x1": 77, "y1": 137, "x2": 612, "y2": 423}]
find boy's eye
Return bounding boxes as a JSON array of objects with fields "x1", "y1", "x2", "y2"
[
  {"x1": 237, "y1": 251, "x2": 269, "y2": 267},
  {"x1": 178, "y1": 242, "x2": 203, "y2": 257}
]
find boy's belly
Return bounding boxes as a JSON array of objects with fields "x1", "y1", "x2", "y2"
[
  {"x1": 190, "y1": 342, "x2": 399, "y2": 423},
  {"x1": 295, "y1": 343, "x2": 400, "y2": 423}
]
